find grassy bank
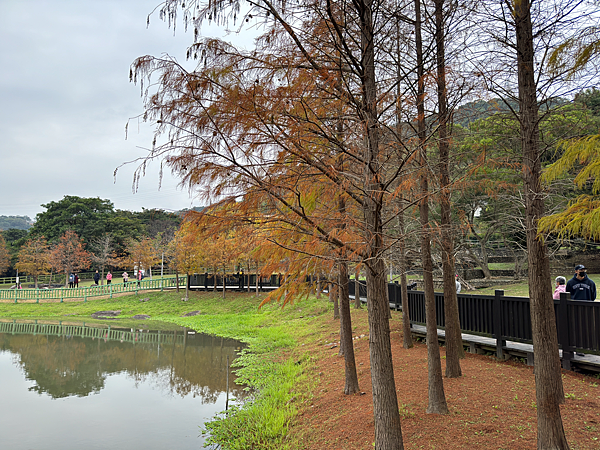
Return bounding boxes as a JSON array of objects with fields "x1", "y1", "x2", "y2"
[{"x1": 0, "y1": 290, "x2": 331, "y2": 449}]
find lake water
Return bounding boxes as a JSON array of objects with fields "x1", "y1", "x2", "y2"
[{"x1": 0, "y1": 321, "x2": 245, "y2": 450}]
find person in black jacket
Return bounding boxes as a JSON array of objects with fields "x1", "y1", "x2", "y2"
[
  {"x1": 93, "y1": 270, "x2": 100, "y2": 285},
  {"x1": 566, "y1": 265, "x2": 596, "y2": 301}
]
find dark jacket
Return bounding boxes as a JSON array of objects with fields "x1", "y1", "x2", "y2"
[
  {"x1": 93, "y1": 272, "x2": 100, "y2": 282},
  {"x1": 566, "y1": 274, "x2": 596, "y2": 301}
]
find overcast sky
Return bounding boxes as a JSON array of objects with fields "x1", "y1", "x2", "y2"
[{"x1": 0, "y1": 0, "x2": 253, "y2": 221}]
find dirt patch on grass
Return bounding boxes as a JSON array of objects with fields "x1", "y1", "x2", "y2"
[{"x1": 291, "y1": 308, "x2": 600, "y2": 450}]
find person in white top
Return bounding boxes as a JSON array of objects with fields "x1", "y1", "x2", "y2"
[{"x1": 455, "y1": 274, "x2": 461, "y2": 294}]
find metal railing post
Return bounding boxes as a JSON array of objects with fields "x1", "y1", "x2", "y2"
[
  {"x1": 493, "y1": 290, "x2": 506, "y2": 360},
  {"x1": 558, "y1": 291, "x2": 573, "y2": 370}
]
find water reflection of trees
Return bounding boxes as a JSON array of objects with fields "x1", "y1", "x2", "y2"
[{"x1": 0, "y1": 329, "x2": 245, "y2": 401}]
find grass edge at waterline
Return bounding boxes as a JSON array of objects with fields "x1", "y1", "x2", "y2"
[{"x1": 0, "y1": 290, "x2": 330, "y2": 450}]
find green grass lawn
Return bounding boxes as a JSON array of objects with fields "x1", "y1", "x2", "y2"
[
  {"x1": 0, "y1": 289, "x2": 328, "y2": 450},
  {"x1": 473, "y1": 273, "x2": 600, "y2": 297}
]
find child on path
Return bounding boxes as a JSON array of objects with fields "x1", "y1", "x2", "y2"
[{"x1": 106, "y1": 272, "x2": 112, "y2": 285}]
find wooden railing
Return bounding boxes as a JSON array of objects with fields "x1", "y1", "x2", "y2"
[
  {"x1": 0, "y1": 320, "x2": 186, "y2": 345},
  {"x1": 349, "y1": 281, "x2": 600, "y2": 364},
  {"x1": 0, "y1": 277, "x2": 186, "y2": 303}
]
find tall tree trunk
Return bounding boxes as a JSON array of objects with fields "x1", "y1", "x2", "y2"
[
  {"x1": 434, "y1": 0, "x2": 463, "y2": 377},
  {"x1": 398, "y1": 212, "x2": 413, "y2": 349},
  {"x1": 365, "y1": 262, "x2": 404, "y2": 449},
  {"x1": 361, "y1": 0, "x2": 404, "y2": 446},
  {"x1": 513, "y1": 1, "x2": 567, "y2": 447},
  {"x1": 354, "y1": 267, "x2": 362, "y2": 308},
  {"x1": 416, "y1": 0, "x2": 449, "y2": 414},
  {"x1": 222, "y1": 266, "x2": 226, "y2": 299},
  {"x1": 184, "y1": 273, "x2": 189, "y2": 300},
  {"x1": 333, "y1": 282, "x2": 340, "y2": 319},
  {"x1": 338, "y1": 262, "x2": 360, "y2": 394},
  {"x1": 395, "y1": 18, "x2": 413, "y2": 350},
  {"x1": 316, "y1": 274, "x2": 322, "y2": 299}
]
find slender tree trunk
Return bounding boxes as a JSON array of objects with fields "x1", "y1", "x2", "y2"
[
  {"x1": 247, "y1": 261, "x2": 251, "y2": 293},
  {"x1": 222, "y1": 265, "x2": 226, "y2": 299},
  {"x1": 338, "y1": 262, "x2": 360, "y2": 394},
  {"x1": 394, "y1": 19, "x2": 412, "y2": 350},
  {"x1": 361, "y1": 0, "x2": 404, "y2": 445},
  {"x1": 434, "y1": 0, "x2": 463, "y2": 377},
  {"x1": 398, "y1": 213, "x2": 413, "y2": 349},
  {"x1": 316, "y1": 274, "x2": 322, "y2": 299},
  {"x1": 332, "y1": 282, "x2": 340, "y2": 319},
  {"x1": 354, "y1": 268, "x2": 362, "y2": 308},
  {"x1": 514, "y1": 1, "x2": 567, "y2": 447},
  {"x1": 184, "y1": 273, "x2": 189, "y2": 300},
  {"x1": 416, "y1": 0, "x2": 448, "y2": 414},
  {"x1": 255, "y1": 262, "x2": 260, "y2": 296}
]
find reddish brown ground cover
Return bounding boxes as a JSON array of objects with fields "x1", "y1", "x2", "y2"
[{"x1": 291, "y1": 308, "x2": 600, "y2": 450}]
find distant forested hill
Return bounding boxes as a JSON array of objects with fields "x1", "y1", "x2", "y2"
[
  {"x1": 0, "y1": 216, "x2": 32, "y2": 231},
  {"x1": 453, "y1": 97, "x2": 569, "y2": 128}
]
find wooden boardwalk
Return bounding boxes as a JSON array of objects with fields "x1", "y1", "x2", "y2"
[
  {"x1": 410, "y1": 324, "x2": 600, "y2": 374},
  {"x1": 348, "y1": 293, "x2": 600, "y2": 375}
]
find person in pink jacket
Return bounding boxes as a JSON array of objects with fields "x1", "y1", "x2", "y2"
[
  {"x1": 106, "y1": 272, "x2": 112, "y2": 285},
  {"x1": 553, "y1": 276, "x2": 566, "y2": 299}
]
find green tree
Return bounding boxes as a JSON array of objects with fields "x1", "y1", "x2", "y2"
[
  {"x1": 1, "y1": 229, "x2": 29, "y2": 277},
  {"x1": 0, "y1": 234, "x2": 10, "y2": 275},
  {"x1": 540, "y1": 135, "x2": 600, "y2": 240},
  {"x1": 136, "y1": 208, "x2": 181, "y2": 238},
  {"x1": 0, "y1": 215, "x2": 32, "y2": 231},
  {"x1": 29, "y1": 196, "x2": 114, "y2": 243},
  {"x1": 574, "y1": 88, "x2": 600, "y2": 116},
  {"x1": 28, "y1": 196, "x2": 145, "y2": 251}
]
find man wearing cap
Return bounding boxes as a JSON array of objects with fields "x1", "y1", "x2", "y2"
[{"x1": 566, "y1": 265, "x2": 596, "y2": 301}]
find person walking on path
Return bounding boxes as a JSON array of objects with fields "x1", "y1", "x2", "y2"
[
  {"x1": 455, "y1": 274, "x2": 461, "y2": 294},
  {"x1": 74, "y1": 274, "x2": 79, "y2": 288},
  {"x1": 122, "y1": 271, "x2": 128, "y2": 286},
  {"x1": 93, "y1": 270, "x2": 100, "y2": 285},
  {"x1": 68, "y1": 273, "x2": 74, "y2": 288},
  {"x1": 553, "y1": 276, "x2": 567, "y2": 300},
  {"x1": 106, "y1": 272, "x2": 112, "y2": 285},
  {"x1": 566, "y1": 265, "x2": 596, "y2": 300},
  {"x1": 137, "y1": 270, "x2": 143, "y2": 287}
]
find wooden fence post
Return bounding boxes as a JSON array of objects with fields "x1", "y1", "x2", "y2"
[
  {"x1": 493, "y1": 290, "x2": 506, "y2": 360},
  {"x1": 558, "y1": 291, "x2": 573, "y2": 370}
]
